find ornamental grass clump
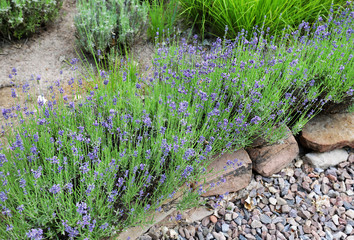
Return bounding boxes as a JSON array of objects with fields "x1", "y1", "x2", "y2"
[
  {"x1": 0, "y1": 0, "x2": 63, "y2": 39},
  {"x1": 0, "y1": 3, "x2": 353, "y2": 239},
  {"x1": 178, "y1": 0, "x2": 348, "y2": 40}
]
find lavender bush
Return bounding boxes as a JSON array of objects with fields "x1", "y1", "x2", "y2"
[
  {"x1": 0, "y1": 0, "x2": 63, "y2": 39},
  {"x1": 0, "y1": 3, "x2": 353, "y2": 239}
]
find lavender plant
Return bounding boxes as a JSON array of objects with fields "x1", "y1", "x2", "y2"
[
  {"x1": 0, "y1": 3, "x2": 353, "y2": 239},
  {"x1": 0, "y1": 0, "x2": 63, "y2": 39},
  {"x1": 74, "y1": 0, "x2": 149, "y2": 59}
]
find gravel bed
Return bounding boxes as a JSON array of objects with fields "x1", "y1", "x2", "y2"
[{"x1": 138, "y1": 149, "x2": 354, "y2": 240}]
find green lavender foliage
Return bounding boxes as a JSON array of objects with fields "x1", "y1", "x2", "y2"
[
  {"x1": 0, "y1": 0, "x2": 63, "y2": 39},
  {"x1": 74, "y1": 0, "x2": 149, "y2": 59}
]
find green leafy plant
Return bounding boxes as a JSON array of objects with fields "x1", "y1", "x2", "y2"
[
  {"x1": 74, "y1": 0, "x2": 149, "y2": 59},
  {"x1": 0, "y1": 0, "x2": 63, "y2": 39},
  {"x1": 179, "y1": 0, "x2": 348, "y2": 40},
  {"x1": 146, "y1": 0, "x2": 179, "y2": 41}
]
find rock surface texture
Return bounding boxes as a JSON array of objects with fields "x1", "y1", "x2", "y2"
[
  {"x1": 304, "y1": 149, "x2": 349, "y2": 169},
  {"x1": 246, "y1": 128, "x2": 299, "y2": 177},
  {"x1": 200, "y1": 149, "x2": 252, "y2": 197},
  {"x1": 300, "y1": 113, "x2": 354, "y2": 152}
]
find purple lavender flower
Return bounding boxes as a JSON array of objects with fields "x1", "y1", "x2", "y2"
[
  {"x1": 26, "y1": 228, "x2": 43, "y2": 240},
  {"x1": 0, "y1": 191, "x2": 7, "y2": 202},
  {"x1": 49, "y1": 184, "x2": 61, "y2": 194},
  {"x1": 0, "y1": 153, "x2": 8, "y2": 167},
  {"x1": 76, "y1": 202, "x2": 88, "y2": 215},
  {"x1": 31, "y1": 166, "x2": 42, "y2": 179},
  {"x1": 17, "y1": 204, "x2": 24, "y2": 213}
]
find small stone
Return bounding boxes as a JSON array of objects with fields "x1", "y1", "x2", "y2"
[
  {"x1": 289, "y1": 209, "x2": 297, "y2": 218},
  {"x1": 332, "y1": 215, "x2": 339, "y2": 225},
  {"x1": 206, "y1": 233, "x2": 213, "y2": 240},
  {"x1": 221, "y1": 224, "x2": 229, "y2": 233},
  {"x1": 268, "y1": 186, "x2": 278, "y2": 194},
  {"x1": 346, "y1": 224, "x2": 353, "y2": 235},
  {"x1": 325, "y1": 229, "x2": 333, "y2": 240},
  {"x1": 196, "y1": 232, "x2": 204, "y2": 240},
  {"x1": 179, "y1": 228, "x2": 186, "y2": 238},
  {"x1": 215, "y1": 222, "x2": 222, "y2": 233},
  {"x1": 251, "y1": 220, "x2": 263, "y2": 229},
  {"x1": 277, "y1": 197, "x2": 287, "y2": 206},
  {"x1": 212, "y1": 232, "x2": 226, "y2": 240},
  {"x1": 224, "y1": 213, "x2": 232, "y2": 221},
  {"x1": 169, "y1": 229, "x2": 178, "y2": 239},
  {"x1": 234, "y1": 217, "x2": 242, "y2": 225},
  {"x1": 324, "y1": 221, "x2": 337, "y2": 231},
  {"x1": 260, "y1": 214, "x2": 272, "y2": 224},
  {"x1": 299, "y1": 210, "x2": 311, "y2": 219},
  {"x1": 184, "y1": 228, "x2": 191, "y2": 239},
  {"x1": 346, "y1": 209, "x2": 354, "y2": 219},
  {"x1": 202, "y1": 217, "x2": 210, "y2": 227},
  {"x1": 269, "y1": 197, "x2": 277, "y2": 205},
  {"x1": 281, "y1": 205, "x2": 290, "y2": 213},
  {"x1": 210, "y1": 215, "x2": 217, "y2": 224},
  {"x1": 161, "y1": 226, "x2": 169, "y2": 235},
  {"x1": 218, "y1": 208, "x2": 225, "y2": 216},
  {"x1": 187, "y1": 225, "x2": 196, "y2": 237},
  {"x1": 295, "y1": 159, "x2": 303, "y2": 168},
  {"x1": 272, "y1": 216, "x2": 285, "y2": 224}
]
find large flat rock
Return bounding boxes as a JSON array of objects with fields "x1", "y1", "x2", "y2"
[
  {"x1": 304, "y1": 149, "x2": 349, "y2": 169},
  {"x1": 200, "y1": 149, "x2": 252, "y2": 197},
  {"x1": 246, "y1": 127, "x2": 299, "y2": 177},
  {"x1": 300, "y1": 113, "x2": 354, "y2": 152}
]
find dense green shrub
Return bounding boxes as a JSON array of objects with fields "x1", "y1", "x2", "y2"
[
  {"x1": 178, "y1": 0, "x2": 348, "y2": 39},
  {"x1": 74, "y1": 0, "x2": 149, "y2": 59},
  {"x1": 0, "y1": 0, "x2": 63, "y2": 39}
]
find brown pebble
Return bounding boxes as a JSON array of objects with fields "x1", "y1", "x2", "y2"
[
  {"x1": 210, "y1": 215, "x2": 217, "y2": 223},
  {"x1": 202, "y1": 217, "x2": 210, "y2": 227},
  {"x1": 327, "y1": 174, "x2": 337, "y2": 181},
  {"x1": 308, "y1": 173, "x2": 319, "y2": 178}
]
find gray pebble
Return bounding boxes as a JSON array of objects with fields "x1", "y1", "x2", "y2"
[
  {"x1": 324, "y1": 221, "x2": 337, "y2": 231},
  {"x1": 343, "y1": 201, "x2": 354, "y2": 210},
  {"x1": 221, "y1": 224, "x2": 229, "y2": 233},
  {"x1": 224, "y1": 213, "x2": 232, "y2": 221},
  {"x1": 328, "y1": 189, "x2": 339, "y2": 198},
  {"x1": 260, "y1": 214, "x2": 272, "y2": 224},
  {"x1": 346, "y1": 224, "x2": 353, "y2": 234},
  {"x1": 251, "y1": 220, "x2": 262, "y2": 229},
  {"x1": 234, "y1": 216, "x2": 242, "y2": 225},
  {"x1": 289, "y1": 209, "x2": 297, "y2": 218},
  {"x1": 239, "y1": 235, "x2": 247, "y2": 240},
  {"x1": 313, "y1": 184, "x2": 322, "y2": 195},
  {"x1": 205, "y1": 233, "x2": 213, "y2": 240},
  {"x1": 325, "y1": 229, "x2": 333, "y2": 240},
  {"x1": 196, "y1": 232, "x2": 204, "y2": 240},
  {"x1": 272, "y1": 216, "x2": 285, "y2": 224}
]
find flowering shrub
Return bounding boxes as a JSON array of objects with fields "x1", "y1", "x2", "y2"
[
  {"x1": 0, "y1": 0, "x2": 63, "y2": 39},
  {"x1": 0, "y1": 3, "x2": 353, "y2": 239},
  {"x1": 74, "y1": 0, "x2": 149, "y2": 59}
]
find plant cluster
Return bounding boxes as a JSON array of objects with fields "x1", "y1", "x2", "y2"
[
  {"x1": 0, "y1": 2, "x2": 353, "y2": 240},
  {"x1": 178, "y1": 0, "x2": 348, "y2": 39},
  {"x1": 0, "y1": 0, "x2": 63, "y2": 39},
  {"x1": 74, "y1": 0, "x2": 149, "y2": 59}
]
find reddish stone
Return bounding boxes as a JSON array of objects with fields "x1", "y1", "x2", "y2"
[
  {"x1": 246, "y1": 127, "x2": 299, "y2": 177},
  {"x1": 327, "y1": 174, "x2": 337, "y2": 181},
  {"x1": 210, "y1": 215, "x2": 218, "y2": 224},
  {"x1": 300, "y1": 113, "x2": 354, "y2": 152}
]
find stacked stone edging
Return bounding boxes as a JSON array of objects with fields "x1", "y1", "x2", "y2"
[{"x1": 119, "y1": 112, "x2": 353, "y2": 240}]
